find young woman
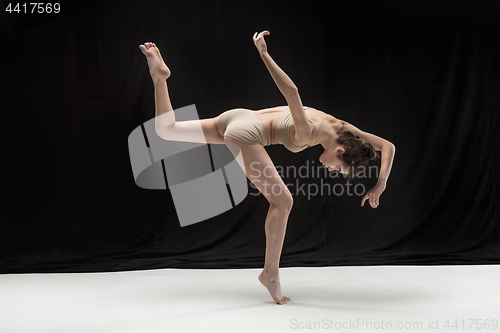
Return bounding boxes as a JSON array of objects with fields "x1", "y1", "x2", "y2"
[{"x1": 139, "y1": 31, "x2": 395, "y2": 305}]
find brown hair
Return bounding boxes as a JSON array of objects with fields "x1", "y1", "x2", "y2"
[{"x1": 336, "y1": 131, "x2": 379, "y2": 180}]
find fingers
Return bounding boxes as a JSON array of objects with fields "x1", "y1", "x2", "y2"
[
  {"x1": 361, "y1": 194, "x2": 368, "y2": 207},
  {"x1": 253, "y1": 30, "x2": 270, "y2": 40},
  {"x1": 361, "y1": 193, "x2": 379, "y2": 208},
  {"x1": 369, "y1": 195, "x2": 379, "y2": 208}
]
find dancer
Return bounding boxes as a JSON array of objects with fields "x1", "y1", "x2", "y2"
[{"x1": 139, "y1": 31, "x2": 395, "y2": 305}]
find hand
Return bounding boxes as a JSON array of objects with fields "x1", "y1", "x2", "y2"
[
  {"x1": 361, "y1": 182, "x2": 386, "y2": 209},
  {"x1": 253, "y1": 30, "x2": 270, "y2": 54}
]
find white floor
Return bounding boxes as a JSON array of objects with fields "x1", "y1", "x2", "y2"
[{"x1": 1, "y1": 265, "x2": 499, "y2": 333}]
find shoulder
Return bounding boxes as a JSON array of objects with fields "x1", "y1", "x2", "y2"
[
  {"x1": 339, "y1": 120, "x2": 355, "y2": 134},
  {"x1": 340, "y1": 121, "x2": 391, "y2": 151},
  {"x1": 307, "y1": 108, "x2": 344, "y2": 133},
  {"x1": 340, "y1": 121, "x2": 370, "y2": 141}
]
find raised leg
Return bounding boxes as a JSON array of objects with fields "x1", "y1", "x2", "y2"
[
  {"x1": 225, "y1": 137, "x2": 292, "y2": 305},
  {"x1": 139, "y1": 42, "x2": 224, "y2": 143},
  {"x1": 139, "y1": 42, "x2": 173, "y2": 124}
]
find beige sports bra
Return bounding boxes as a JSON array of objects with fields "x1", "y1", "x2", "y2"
[{"x1": 275, "y1": 107, "x2": 319, "y2": 153}]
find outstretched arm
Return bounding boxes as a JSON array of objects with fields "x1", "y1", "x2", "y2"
[
  {"x1": 253, "y1": 31, "x2": 315, "y2": 143},
  {"x1": 253, "y1": 31, "x2": 297, "y2": 98}
]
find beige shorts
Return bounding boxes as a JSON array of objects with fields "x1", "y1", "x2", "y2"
[{"x1": 220, "y1": 108, "x2": 268, "y2": 146}]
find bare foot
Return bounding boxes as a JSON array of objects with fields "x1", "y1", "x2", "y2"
[
  {"x1": 139, "y1": 42, "x2": 171, "y2": 83},
  {"x1": 258, "y1": 270, "x2": 291, "y2": 305}
]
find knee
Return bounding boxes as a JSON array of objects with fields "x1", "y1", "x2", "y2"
[
  {"x1": 270, "y1": 192, "x2": 294, "y2": 213},
  {"x1": 155, "y1": 123, "x2": 173, "y2": 140}
]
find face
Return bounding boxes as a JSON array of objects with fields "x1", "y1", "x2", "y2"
[{"x1": 319, "y1": 147, "x2": 347, "y2": 175}]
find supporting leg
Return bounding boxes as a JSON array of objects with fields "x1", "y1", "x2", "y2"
[{"x1": 225, "y1": 137, "x2": 292, "y2": 305}]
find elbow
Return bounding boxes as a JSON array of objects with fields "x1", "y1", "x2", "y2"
[
  {"x1": 284, "y1": 85, "x2": 298, "y2": 98},
  {"x1": 379, "y1": 141, "x2": 395, "y2": 152},
  {"x1": 385, "y1": 141, "x2": 396, "y2": 154}
]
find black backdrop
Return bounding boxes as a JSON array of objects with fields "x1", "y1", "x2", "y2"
[{"x1": 2, "y1": 0, "x2": 499, "y2": 273}]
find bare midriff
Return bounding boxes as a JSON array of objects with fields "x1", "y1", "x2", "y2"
[
  {"x1": 254, "y1": 106, "x2": 343, "y2": 146},
  {"x1": 254, "y1": 106, "x2": 287, "y2": 145}
]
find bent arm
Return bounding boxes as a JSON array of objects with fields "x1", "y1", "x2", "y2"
[
  {"x1": 344, "y1": 123, "x2": 396, "y2": 185},
  {"x1": 377, "y1": 142, "x2": 395, "y2": 185}
]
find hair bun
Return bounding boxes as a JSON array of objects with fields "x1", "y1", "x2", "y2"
[{"x1": 363, "y1": 143, "x2": 376, "y2": 160}]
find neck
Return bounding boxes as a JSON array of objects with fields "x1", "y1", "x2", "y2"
[{"x1": 318, "y1": 121, "x2": 339, "y2": 149}]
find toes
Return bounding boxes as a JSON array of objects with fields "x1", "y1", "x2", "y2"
[
  {"x1": 141, "y1": 42, "x2": 157, "y2": 52},
  {"x1": 277, "y1": 297, "x2": 289, "y2": 305}
]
